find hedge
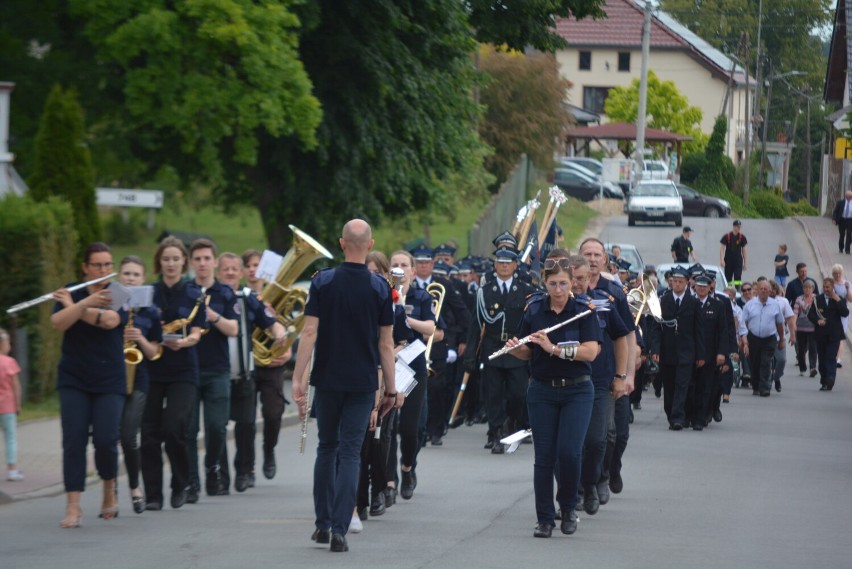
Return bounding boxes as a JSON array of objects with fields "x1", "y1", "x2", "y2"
[
  {"x1": 750, "y1": 190, "x2": 791, "y2": 219},
  {"x1": 0, "y1": 196, "x2": 78, "y2": 401}
]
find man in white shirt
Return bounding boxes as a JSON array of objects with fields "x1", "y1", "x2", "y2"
[{"x1": 768, "y1": 281, "x2": 796, "y2": 392}]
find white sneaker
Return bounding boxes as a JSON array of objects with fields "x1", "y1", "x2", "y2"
[
  {"x1": 7, "y1": 470, "x2": 24, "y2": 481},
  {"x1": 349, "y1": 514, "x2": 363, "y2": 533}
]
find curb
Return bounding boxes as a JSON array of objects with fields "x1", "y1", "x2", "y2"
[{"x1": 3, "y1": 412, "x2": 302, "y2": 503}]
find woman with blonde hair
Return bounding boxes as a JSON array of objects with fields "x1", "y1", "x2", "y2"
[{"x1": 830, "y1": 264, "x2": 852, "y2": 368}]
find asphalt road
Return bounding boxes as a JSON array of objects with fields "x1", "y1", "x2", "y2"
[{"x1": 2, "y1": 216, "x2": 851, "y2": 569}]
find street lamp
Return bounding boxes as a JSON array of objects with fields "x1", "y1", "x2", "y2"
[{"x1": 758, "y1": 68, "x2": 805, "y2": 190}]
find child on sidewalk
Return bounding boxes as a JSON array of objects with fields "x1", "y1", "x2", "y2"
[
  {"x1": 0, "y1": 328, "x2": 24, "y2": 481},
  {"x1": 774, "y1": 244, "x2": 789, "y2": 287}
]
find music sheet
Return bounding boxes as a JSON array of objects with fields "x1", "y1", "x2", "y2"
[{"x1": 397, "y1": 339, "x2": 427, "y2": 365}]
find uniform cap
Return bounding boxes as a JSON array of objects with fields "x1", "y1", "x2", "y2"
[
  {"x1": 733, "y1": 219, "x2": 742, "y2": 226},
  {"x1": 616, "y1": 258, "x2": 631, "y2": 272},
  {"x1": 694, "y1": 274, "x2": 712, "y2": 286},
  {"x1": 432, "y1": 260, "x2": 450, "y2": 276},
  {"x1": 688, "y1": 263, "x2": 705, "y2": 277},
  {"x1": 434, "y1": 243, "x2": 457, "y2": 257},
  {"x1": 492, "y1": 231, "x2": 518, "y2": 249},
  {"x1": 494, "y1": 246, "x2": 519, "y2": 263},
  {"x1": 670, "y1": 266, "x2": 690, "y2": 279},
  {"x1": 410, "y1": 244, "x2": 433, "y2": 261}
]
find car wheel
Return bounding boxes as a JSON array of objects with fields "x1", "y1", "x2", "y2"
[
  {"x1": 628, "y1": 214, "x2": 636, "y2": 227},
  {"x1": 704, "y1": 206, "x2": 721, "y2": 218},
  {"x1": 674, "y1": 215, "x2": 682, "y2": 227}
]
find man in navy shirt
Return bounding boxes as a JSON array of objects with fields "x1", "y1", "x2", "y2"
[
  {"x1": 292, "y1": 219, "x2": 399, "y2": 553},
  {"x1": 187, "y1": 239, "x2": 239, "y2": 500}
]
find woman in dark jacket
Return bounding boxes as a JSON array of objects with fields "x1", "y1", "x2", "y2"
[{"x1": 809, "y1": 277, "x2": 849, "y2": 391}]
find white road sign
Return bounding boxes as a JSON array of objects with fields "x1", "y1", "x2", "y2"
[{"x1": 96, "y1": 188, "x2": 164, "y2": 208}]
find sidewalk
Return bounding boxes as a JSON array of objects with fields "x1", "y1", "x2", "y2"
[
  {"x1": 0, "y1": 379, "x2": 299, "y2": 503},
  {"x1": 792, "y1": 215, "x2": 840, "y2": 280}
]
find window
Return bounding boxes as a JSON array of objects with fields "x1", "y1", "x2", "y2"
[
  {"x1": 618, "y1": 52, "x2": 630, "y2": 72},
  {"x1": 583, "y1": 86, "x2": 612, "y2": 114},
  {"x1": 579, "y1": 51, "x2": 591, "y2": 71}
]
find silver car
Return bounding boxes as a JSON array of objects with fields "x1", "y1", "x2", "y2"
[{"x1": 626, "y1": 180, "x2": 683, "y2": 227}]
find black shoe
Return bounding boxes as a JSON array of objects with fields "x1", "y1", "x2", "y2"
[
  {"x1": 370, "y1": 492, "x2": 386, "y2": 517},
  {"x1": 132, "y1": 494, "x2": 145, "y2": 514},
  {"x1": 820, "y1": 385, "x2": 829, "y2": 391},
  {"x1": 582, "y1": 485, "x2": 599, "y2": 515},
  {"x1": 628, "y1": 409, "x2": 634, "y2": 424},
  {"x1": 484, "y1": 435, "x2": 495, "y2": 450},
  {"x1": 431, "y1": 435, "x2": 443, "y2": 446},
  {"x1": 206, "y1": 467, "x2": 229, "y2": 496},
  {"x1": 145, "y1": 499, "x2": 162, "y2": 511},
  {"x1": 401, "y1": 470, "x2": 415, "y2": 500},
  {"x1": 760, "y1": 391, "x2": 770, "y2": 397},
  {"x1": 330, "y1": 533, "x2": 348, "y2": 552},
  {"x1": 597, "y1": 480, "x2": 610, "y2": 505},
  {"x1": 534, "y1": 523, "x2": 554, "y2": 538},
  {"x1": 609, "y1": 472, "x2": 623, "y2": 494},
  {"x1": 837, "y1": 361, "x2": 843, "y2": 369},
  {"x1": 235, "y1": 474, "x2": 251, "y2": 493},
  {"x1": 810, "y1": 369, "x2": 818, "y2": 378},
  {"x1": 713, "y1": 409, "x2": 723, "y2": 423},
  {"x1": 383, "y1": 487, "x2": 396, "y2": 508},
  {"x1": 186, "y1": 483, "x2": 199, "y2": 504},
  {"x1": 752, "y1": 390, "x2": 760, "y2": 396},
  {"x1": 774, "y1": 380, "x2": 782, "y2": 392},
  {"x1": 560, "y1": 509, "x2": 578, "y2": 535},
  {"x1": 170, "y1": 487, "x2": 188, "y2": 509},
  {"x1": 670, "y1": 423, "x2": 683, "y2": 431},
  {"x1": 491, "y1": 441, "x2": 505, "y2": 454},
  {"x1": 311, "y1": 528, "x2": 330, "y2": 544},
  {"x1": 465, "y1": 419, "x2": 474, "y2": 427},
  {"x1": 654, "y1": 388, "x2": 662, "y2": 398},
  {"x1": 632, "y1": 402, "x2": 642, "y2": 410},
  {"x1": 357, "y1": 507, "x2": 368, "y2": 521},
  {"x1": 692, "y1": 423, "x2": 703, "y2": 431},
  {"x1": 263, "y1": 451, "x2": 277, "y2": 480}
]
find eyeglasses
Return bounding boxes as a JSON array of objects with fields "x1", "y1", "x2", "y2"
[
  {"x1": 741, "y1": 287, "x2": 752, "y2": 292},
  {"x1": 87, "y1": 262, "x2": 114, "y2": 270},
  {"x1": 545, "y1": 281, "x2": 571, "y2": 291},
  {"x1": 543, "y1": 258, "x2": 571, "y2": 271}
]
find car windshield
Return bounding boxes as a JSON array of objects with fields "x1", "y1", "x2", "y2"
[
  {"x1": 633, "y1": 184, "x2": 677, "y2": 197},
  {"x1": 645, "y1": 162, "x2": 667, "y2": 172}
]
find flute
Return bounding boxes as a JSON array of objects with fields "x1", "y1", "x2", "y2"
[
  {"x1": 6, "y1": 273, "x2": 117, "y2": 314},
  {"x1": 299, "y1": 384, "x2": 311, "y2": 454},
  {"x1": 487, "y1": 309, "x2": 594, "y2": 360}
]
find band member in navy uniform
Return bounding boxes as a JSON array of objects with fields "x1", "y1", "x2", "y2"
[
  {"x1": 465, "y1": 246, "x2": 535, "y2": 453},
  {"x1": 117, "y1": 256, "x2": 163, "y2": 514},
  {"x1": 653, "y1": 266, "x2": 705, "y2": 430},
  {"x1": 185, "y1": 238, "x2": 239, "y2": 500},
  {"x1": 690, "y1": 273, "x2": 729, "y2": 430},
  {"x1": 141, "y1": 237, "x2": 206, "y2": 511},
  {"x1": 215, "y1": 252, "x2": 288, "y2": 492},
  {"x1": 501, "y1": 259, "x2": 600, "y2": 538},
  {"x1": 51, "y1": 242, "x2": 127, "y2": 528}
]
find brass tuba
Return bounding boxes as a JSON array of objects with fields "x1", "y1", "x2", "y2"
[
  {"x1": 124, "y1": 309, "x2": 143, "y2": 395},
  {"x1": 424, "y1": 282, "x2": 446, "y2": 376},
  {"x1": 252, "y1": 225, "x2": 333, "y2": 366}
]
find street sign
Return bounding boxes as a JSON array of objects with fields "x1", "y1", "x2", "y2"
[{"x1": 96, "y1": 188, "x2": 164, "y2": 208}]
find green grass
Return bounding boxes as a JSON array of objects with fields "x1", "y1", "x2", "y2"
[
  {"x1": 108, "y1": 204, "x2": 267, "y2": 268},
  {"x1": 19, "y1": 395, "x2": 60, "y2": 422},
  {"x1": 556, "y1": 198, "x2": 598, "y2": 249}
]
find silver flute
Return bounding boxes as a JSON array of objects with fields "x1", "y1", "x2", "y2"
[
  {"x1": 487, "y1": 309, "x2": 594, "y2": 360},
  {"x1": 7, "y1": 272, "x2": 117, "y2": 314},
  {"x1": 299, "y1": 384, "x2": 311, "y2": 454}
]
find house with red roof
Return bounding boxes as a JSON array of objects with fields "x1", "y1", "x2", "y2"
[{"x1": 555, "y1": 0, "x2": 754, "y2": 162}]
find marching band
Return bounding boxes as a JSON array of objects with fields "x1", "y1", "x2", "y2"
[{"x1": 8, "y1": 203, "x2": 751, "y2": 549}]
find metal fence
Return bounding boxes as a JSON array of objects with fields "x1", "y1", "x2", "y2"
[{"x1": 467, "y1": 156, "x2": 537, "y2": 255}]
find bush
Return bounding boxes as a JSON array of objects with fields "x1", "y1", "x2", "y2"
[
  {"x1": 679, "y1": 153, "x2": 706, "y2": 184},
  {"x1": 750, "y1": 190, "x2": 791, "y2": 219},
  {"x1": 789, "y1": 199, "x2": 819, "y2": 216},
  {"x1": 694, "y1": 179, "x2": 762, "y2": 219},
  {"x1": 0, "y1": 196, "x2": 78, "y2": 401},
  {"x1": 104, "y1": 209, "x2": 145, "y2": 245}
]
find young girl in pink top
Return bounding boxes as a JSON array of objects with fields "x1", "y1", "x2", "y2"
[{"x1": 0, "y1": 327, "x2": 23, "y2": 481}]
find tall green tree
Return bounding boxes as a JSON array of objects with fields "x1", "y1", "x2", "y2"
[
  {"x1": 28, "y1": 85, "x2": 102, "y2": 250},
  {"x1": 604, "y1": 70, "x2": 707, "y2": 153},
  {"x1": 478, "y1": 46, "x2": 572, "y2": 184}
]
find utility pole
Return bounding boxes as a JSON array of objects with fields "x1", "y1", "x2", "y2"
[
  {"x1": 805, "y1": 89, "x2": 812, "y2": 204},
  {"x1": 743, "y1": 32, "x2": 751, "y2": 205},
  {"x1": 758, "y1": 61, "x2": 773, "y2": 190},
  {"x1": 634, "y1": 0, "x2": 653, "y2": 186}
]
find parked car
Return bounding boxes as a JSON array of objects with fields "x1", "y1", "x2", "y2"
[
  {"x1": 605, "y1": 243, "x2": 645, "y2": 274},
  {"x1": 676, "y1": 184, "x2": 731, "y2": 218},
  {"x1": 625, "y1": 180, "x2": 683, "y2": 226},
  {"x1": 557, "y1": 156, "x2": 603, "y2": 177},
  {"x1": 641, "y1": 159, "x2": 670, "y2": 180},
  {"x1": 654, "y1": 263, "x2": 731, "y2": 297},
  {"x1": 553, "y1": 168, "x2": 622, "y2": 201}
]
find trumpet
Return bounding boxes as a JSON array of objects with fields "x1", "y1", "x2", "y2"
[
  {"x1": 424, "y1": 282, "x2": 445, "y2": 376},
  {"x1": 124, "y1": 309, "x2": 143, "y2": 395}
]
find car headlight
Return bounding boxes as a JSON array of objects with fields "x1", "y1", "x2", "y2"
[{"x1": 720, "y1": 200, "x2": 730, "y2": 208}]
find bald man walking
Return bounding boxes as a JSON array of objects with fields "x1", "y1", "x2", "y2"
[{"x1": 293, "y1": 219, "x2": 401, "y2": 552}]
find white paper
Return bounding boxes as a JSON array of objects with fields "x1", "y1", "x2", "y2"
[
  {"x1": 256, "y1": 249, "x2": 284, "y2": 282},
  {"x1": 500, "y1": 429, "x2": 532, "y2": 453},
  {"x1": 127, "y1": 285, "x2": 154, "y2": 308},
  {"x1": 162, "y1": 333, "x2": 183, "y2": 342},
  {"x1": 397, "y1": 339, "x2": 427, "y2": 365},
  {"x1": 394, "y1": 360, "x2": 418, "y2": 397},
  {"x1": 107, "y1": 281, "x2": 132, "y2": 311}
]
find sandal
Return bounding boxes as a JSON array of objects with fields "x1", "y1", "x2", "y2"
[
  {"x1": 99, "y1": 479, "x2": 119, "y2": 520},
  {"x1": 60, "y1": 504, "x2": 82, "y2": 528}
]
